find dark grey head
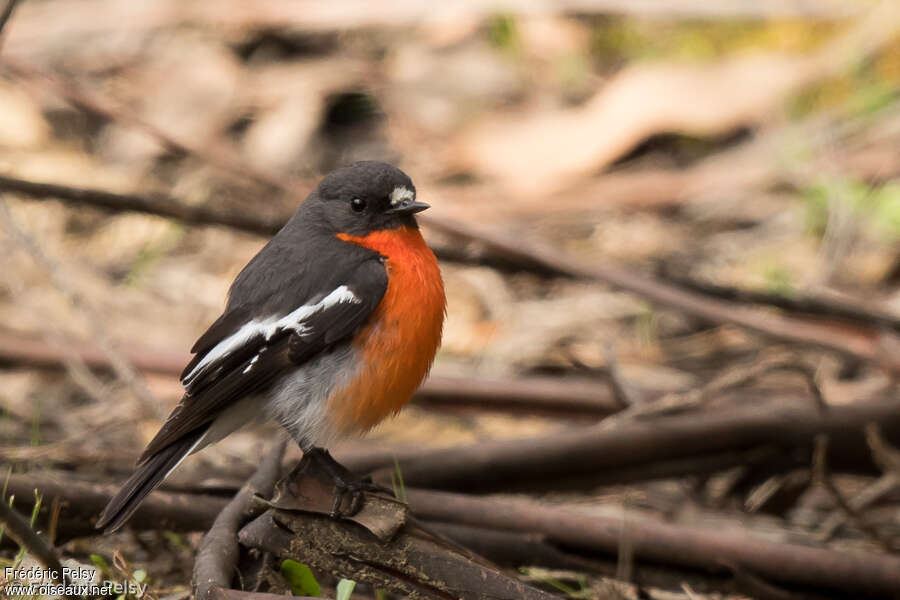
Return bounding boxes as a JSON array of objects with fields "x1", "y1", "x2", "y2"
[{"x1": 302, "y1": 161, "x2": 427, "y2": 237}]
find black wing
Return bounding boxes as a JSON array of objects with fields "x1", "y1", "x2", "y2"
[{"x1": 137, "y1": 259, "x2": 387, "y2": 463}]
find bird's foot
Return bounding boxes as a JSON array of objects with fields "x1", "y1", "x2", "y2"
[{"x1": 287, "y1": 447, "x2": 393, "y2": 518}]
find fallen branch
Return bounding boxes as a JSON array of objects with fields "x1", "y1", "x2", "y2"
[
  {"x1": 812, "y1": 435, "x2": 898, "y2": 551},
  {"x1": 194, "y1": 438, "x2": 287, "y2": 600},
  {"x1": 0, "y1": 328, "x2": 622, "y2": 416},
  {"x1": 237, "y1": 462, "x2": 562, "y2": 600},
  {"x1": 426, "y1": 521, "x2": 748, "y2": 596},
  {"x1": 2, "y1": 474, "x2": 229, "y2": 542},
  {"x1": 368, "y1": 396, "x2": 900, "y2": 492},
  {"x1": 658, "y1": 272, "x2": 900, "y2": 333},
  {"x1": 0, "y1": 174, "x2": 283, "y2": 237},
  {"x1": 816, "y1": 472, "x2": 900, "y2": 541},
  {"x1": 405, "y1": 488, "x2": 900, "y2": 598},
  {"x1": 0, "y1": 174, "x2": 545, "y2": 274},
  {"x1": 0, "y1": 497, "x2": 68, "y2": 589},
  {"x1": 423, "y1": 216, "x2": 900, "y2": 374}
]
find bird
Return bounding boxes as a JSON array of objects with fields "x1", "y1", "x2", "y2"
[{"x1": 96, "y1": 161, "x2": 445, "y2": 533}]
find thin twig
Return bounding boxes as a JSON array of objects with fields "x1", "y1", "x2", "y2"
[
  {"x1": 0, "y1": 328, "x2": 625, "y2": 417},
  {"x1": 367, "y1": 396, "x2": 900, "y2": 493},
  {"x1": 816, "y1": 472, "x2": 900, "y2": 541},
  {"x1": 812, "y1": 435, "x2": 896, "y2": 551},
  {"x1": 0, "y1": 174, "x2": 283, "y2": 236},
  {"x1": 422, "y1": 215, "x2": 900, "y2": 374},
  {"x1": 404, "y1": 488, "x2": 900, "y2": 598},
  {"x1": 3, "y1": 473, "x2": 229, "y2": 542},
  {"x1": 866, "y1": 422, "x2": 900, "y2": 475},
  {"x1": 659, "y1": 270, "x2": 900, "y2": 333},
  {"x1": 604, "y1": 341, "x2": 638, "y2": 409},
  {"x1": 607, "y1": 348, "x2": 824, "y2": 425},
  {"x1": 0, "y1": 498, "x2": 68, "y2": 588}
]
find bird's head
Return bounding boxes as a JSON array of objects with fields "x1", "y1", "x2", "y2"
[{"x1": 304, "y1": 161, "x2": 428, "y2": 237}]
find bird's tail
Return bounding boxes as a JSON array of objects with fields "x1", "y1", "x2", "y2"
[{"x1": 96, "y1": 426, "x2": 208, "y2": 533}]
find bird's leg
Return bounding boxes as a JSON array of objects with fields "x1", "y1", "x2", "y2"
[{"x1": 291, "y1": 446, "x2": 394, "y2": 518}]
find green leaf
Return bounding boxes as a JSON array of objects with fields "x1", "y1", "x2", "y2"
[
  {"x1": 280, "y1": 559, "x2": 320, "y2": 597},
  {"x1": 90, "y1": 554, "x2": 111, "y2": 578},
  {"x1": 162, "y1": 530, "x2": 189, "y2": 551},
  {"x1": 336, "y1": 579, "x2": 357, "y2": 600},
  {"x1": 488, "y1": 13, "x2": 518, "y2": 52},
  {"x1": 132, "y1": 568, "x2": 147, "y2": 583}
]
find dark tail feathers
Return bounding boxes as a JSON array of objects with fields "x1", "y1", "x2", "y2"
[{"x1": 96, "y1": 426, "x2": 207, "y2": 533}]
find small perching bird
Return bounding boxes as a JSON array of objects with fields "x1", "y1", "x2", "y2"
[{"x1": 97, "y1": 161, "x2": 445, "y2": 532}]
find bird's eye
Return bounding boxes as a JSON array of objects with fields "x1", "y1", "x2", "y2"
[{"x1": 350, "y1": 198, "x2": 366, "y2": 212}]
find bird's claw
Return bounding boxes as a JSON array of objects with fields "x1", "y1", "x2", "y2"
[{"x1": 290, "y1": 447, "x2": 394, "y2": 518}]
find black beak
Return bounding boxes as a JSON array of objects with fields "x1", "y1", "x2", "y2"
[{"x1": 386, "y1": 199, "x2": 430, "y2": 215}]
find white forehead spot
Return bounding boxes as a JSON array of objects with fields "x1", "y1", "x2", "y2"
[{"x1": 390, "y1": 186, "x2": 415, "y2": 206}]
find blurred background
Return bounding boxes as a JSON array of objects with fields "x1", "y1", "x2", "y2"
[{"x1": 1, "y1": 1, "x2": 899, "y2": 598}]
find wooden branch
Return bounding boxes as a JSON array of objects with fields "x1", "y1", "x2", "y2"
[
  {"x1": 416, "y1": 373, "x2": 620, "y2": 415},
  {"x1": 0, "y1": 174, "x2": 283, "y2": 236},
  {"x1": 811, "y1": 435, "x2": 897, "y2": 551},
  {"x1": 0, "y1": 328, "x2": 621, "y2": 416},
  {"x1": 2, "y1": 474, "x2": 228, "y2": 542},
  {"x1": 427, "y1": 521, "x2": 772, "y2": 597},
  {"x1": 0, "y1": 498, "x2": 68, "y2": 587},
  {"x1": 405, "y1": 488, "x2": 900, "y2": 598},
  {"x1": 658, "y1": 271, "x2": 900, "y2": 333},
  {"x1": 236, "y1": 462, "x2": 562, "y2": 600},
  {"x1": 369, "y1": 396, "x2": 900, "y2": 492},
  {"x1": 422, "y1": 215, "x2": 900, "y2": 374},
  {"x1": 194, "y1": 438, "x2": 288, "y2": 600}
]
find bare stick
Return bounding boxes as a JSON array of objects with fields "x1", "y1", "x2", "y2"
[
  {"x1": 421, "y1": 215, "x2": 900, "y2": 374},
  {"x1": 405, "y1": 488, "x2": 900, "y2": 598},
  {"x1": 603, "y1": 341, "x2": 638, "y2": 409},
  {"x1": 816, "y1": 472, "x2": 900, "y2": 541},
  {"x1": 370, "y1": 396, "x2": 900, "y2": 492},
  {"x1": 659, "y1": 271, "x2": 900, "y2": 332},
  {"x1": 0, "y1": 498, "x2": 67, "y2": 587},
  {"x1": 238, "y1": 464, "x2": 560, "y2": 600},
  {"x1": 3, "y1": 473, "x2": 229, "y2": 542},
  {"x1": 811, "y1": 435, "x2": 896, "y2": 551},
  {"x1": 194, "y1": 438, "x2": 287, "y2": 600},
  {"x1": 0, "y1": 174, "x2": 283, "y2": 236},
  {"x1": 0, "y1": 329, "x2": 623, "y2": 416}
]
